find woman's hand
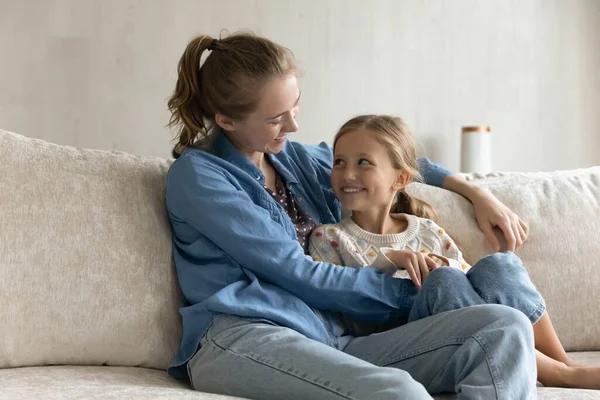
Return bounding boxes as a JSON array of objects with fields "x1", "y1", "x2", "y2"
[
  {"x1": 386, "y1": 250, "x2": 439, "y2": 289},
  {"x1": 442, "y1": 175, "x2": 529, "y2": 252},
  {"x1": 470, "y1": 189, "x2": 529, "y2": 252}
]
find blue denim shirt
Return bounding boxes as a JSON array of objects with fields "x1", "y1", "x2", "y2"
[{"x1": 165, "y1": 132, "x2": 451, "y2": 380}]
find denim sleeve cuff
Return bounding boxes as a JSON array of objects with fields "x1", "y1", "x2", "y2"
[{"x1": 418, "y1": 157, "x2": 452, "y2": 188}]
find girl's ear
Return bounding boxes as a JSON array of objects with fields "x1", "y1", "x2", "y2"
[{"x1": 392, "y1": 170, "x2": 411, "y2": 190}]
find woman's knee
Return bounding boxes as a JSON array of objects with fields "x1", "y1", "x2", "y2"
[
  {"x1": 367, "y1": 368, "x2": 431, "y2": 400},
  {"x1": 467, "y1": 304, "x2": 534, "y2": 339},
  {"x1": 484, "y1": 305, "x2": 535, "y2": 357},
  {"x1": 488, "y1": 303, "x2": 532, "y2": 326},
  {"x1": 466, "y1": 305, "x2": 536, "y2": 381}
]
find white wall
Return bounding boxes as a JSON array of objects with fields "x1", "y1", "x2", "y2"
[{"x1": 1, "y1": 0, "x2": 599, "y2": 172}]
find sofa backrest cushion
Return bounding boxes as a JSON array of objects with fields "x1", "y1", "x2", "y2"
[{"x1": 0, "y1": 129, "x2": 180, "y2": 369}]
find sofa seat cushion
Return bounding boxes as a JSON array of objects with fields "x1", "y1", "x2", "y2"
[
  {"x1": 0, "y1": 366, "x2": 246, "y2": 399},
  {"x1": 0, "y1": 354, "x2": 597, "y2": 399}
]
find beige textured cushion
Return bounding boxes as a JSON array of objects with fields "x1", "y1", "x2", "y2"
[
  {"x1": 0, "y1": 129, "x2": 180, "y2": 369},
  {"x1": 408, "y1": 167, "x2": 600, "y2": 351},
  {"x1": 0, "y1": 366, "x2": 246, "y2": 399}
]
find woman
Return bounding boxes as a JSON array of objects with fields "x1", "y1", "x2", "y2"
[{"x1": 166, "y1": 32, "x2": 536, "y2": 399}]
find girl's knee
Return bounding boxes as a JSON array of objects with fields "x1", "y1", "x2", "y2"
[
  {"x1": 419, "y1": 267, "x2": 473, "y2": 299},
  {"x1": 477, "y1": 251, "x2": 523, "y2": 269},
  {"x1": 425, "y1": 266, "x2": 466, "y2": 287},
  {"x1": 469, "y1": 251, "x2": 526, "y2": 281}
]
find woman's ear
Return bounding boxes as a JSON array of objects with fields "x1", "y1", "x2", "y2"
[
  {"x1": 215, "y1": 113, "x2": 236, "y2": 132},
  {"x1": 393, "y1": 170, "x2": 411, "y2": 190}
]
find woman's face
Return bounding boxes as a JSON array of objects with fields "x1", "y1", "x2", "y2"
[{"x1": 219, "y1": 74, "x2": 300, "y2": 158}]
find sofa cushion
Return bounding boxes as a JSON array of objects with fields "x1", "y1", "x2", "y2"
[
  {"x1": 407, "y1": 167, "x2": 600, "y2": 352},
  {"x1": 0, "y1": 366, "x2": 246, "y2": 399},
  {"x1": 0, "y1": 356, "x2": 597, "y2": 400},
  {"x1": 0, "y1": 129, "x2": 180, "y2": 369}
]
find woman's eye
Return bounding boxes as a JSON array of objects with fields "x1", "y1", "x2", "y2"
[
  {"x1": 334, "y1": 159, "x2": 345, "y2": 166},
  {"x1": 358, "y1": 158, "x2": 371, "y2": 165},
  {"x1": 269, "y1": 119, "x2": 282, "y2": 125}
]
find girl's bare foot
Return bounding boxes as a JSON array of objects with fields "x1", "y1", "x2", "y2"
[
  {"x1": 542, "y1": 365, "x2": 600, "y2": 389},
  {"x1": 538, "y1": 351, "x2": 600, "y2": 390},
  {"x1": 568, "y1": 366, "x2": 600, "y2": 389},
  {"x1": 564, "y1": 358, "x2": 586, "y2": 368}
]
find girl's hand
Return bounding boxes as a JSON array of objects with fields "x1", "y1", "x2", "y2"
[
  {"x1": 386, "y1": 250, "x2": 439, "y2": 289},
  {"x1": 442, "y1": 175, "x2": 529, "y2": 252},
  {"x1": 429, "y1": 254, "x2": 448, "y2": 267},
  {"x1": 470, "y1": 189, "x2": 529, "y2": 252}
]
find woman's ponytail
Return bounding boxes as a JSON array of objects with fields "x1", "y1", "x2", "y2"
[{"x1": 168, "y1": 36, "x2": 214, "y2": 158}]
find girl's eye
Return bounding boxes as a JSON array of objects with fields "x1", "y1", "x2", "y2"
[
  {"x1": 269, "y1": 119, "x2": 282, "y2": 126},
  {"x1": 358, "y1": 158, "x2": 371, "y2": 165},
  {"x1": 334, "y1": 159, "x2": 345, "y2": 166}
]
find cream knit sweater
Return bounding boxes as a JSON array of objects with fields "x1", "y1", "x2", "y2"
[{"x1": 309, "y1": 214, "x2": 471, "y2": 279}]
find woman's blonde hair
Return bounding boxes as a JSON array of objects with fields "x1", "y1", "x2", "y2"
[
  {"x1": 333, "y1": 115, "x2": 436, "y2": 220},
  {"x1": 167, "y1": 31, "x2": 296, "y2": 157}
]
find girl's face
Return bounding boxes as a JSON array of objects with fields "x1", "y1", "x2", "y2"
[
  {"x1": 331, "y1": 129, "x2": 405, "y2": 213},
  {"x1": 217, "y1": 74, "x2": 300, "y2": 159}
]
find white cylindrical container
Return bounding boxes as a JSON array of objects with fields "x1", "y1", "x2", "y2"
[{"x1": 460, "y1": 126, "x2": 492, "y2": 174}]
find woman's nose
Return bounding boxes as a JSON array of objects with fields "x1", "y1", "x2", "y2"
[{"x1": 284, "y1": 112, "x2": 299, "y2": 133}]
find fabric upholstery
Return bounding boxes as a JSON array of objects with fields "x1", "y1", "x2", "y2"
[
  {"x1": 1, "y1": 360, "x2": 598, "y2": 400},
  {"x1": 0, "y1": 129, "x2": 180, "y2": 370},
  {"x1": 0, "y1": 366, "x2": 245, "y2": 399}
]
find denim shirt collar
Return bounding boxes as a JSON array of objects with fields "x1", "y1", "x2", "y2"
[{"x1": 211, "y1": 128, "x2": 299, "y2": 186}]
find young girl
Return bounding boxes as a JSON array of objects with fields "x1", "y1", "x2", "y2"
[{"x1": 309, "y1": 114, "x2": 600, "y2": 389}]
